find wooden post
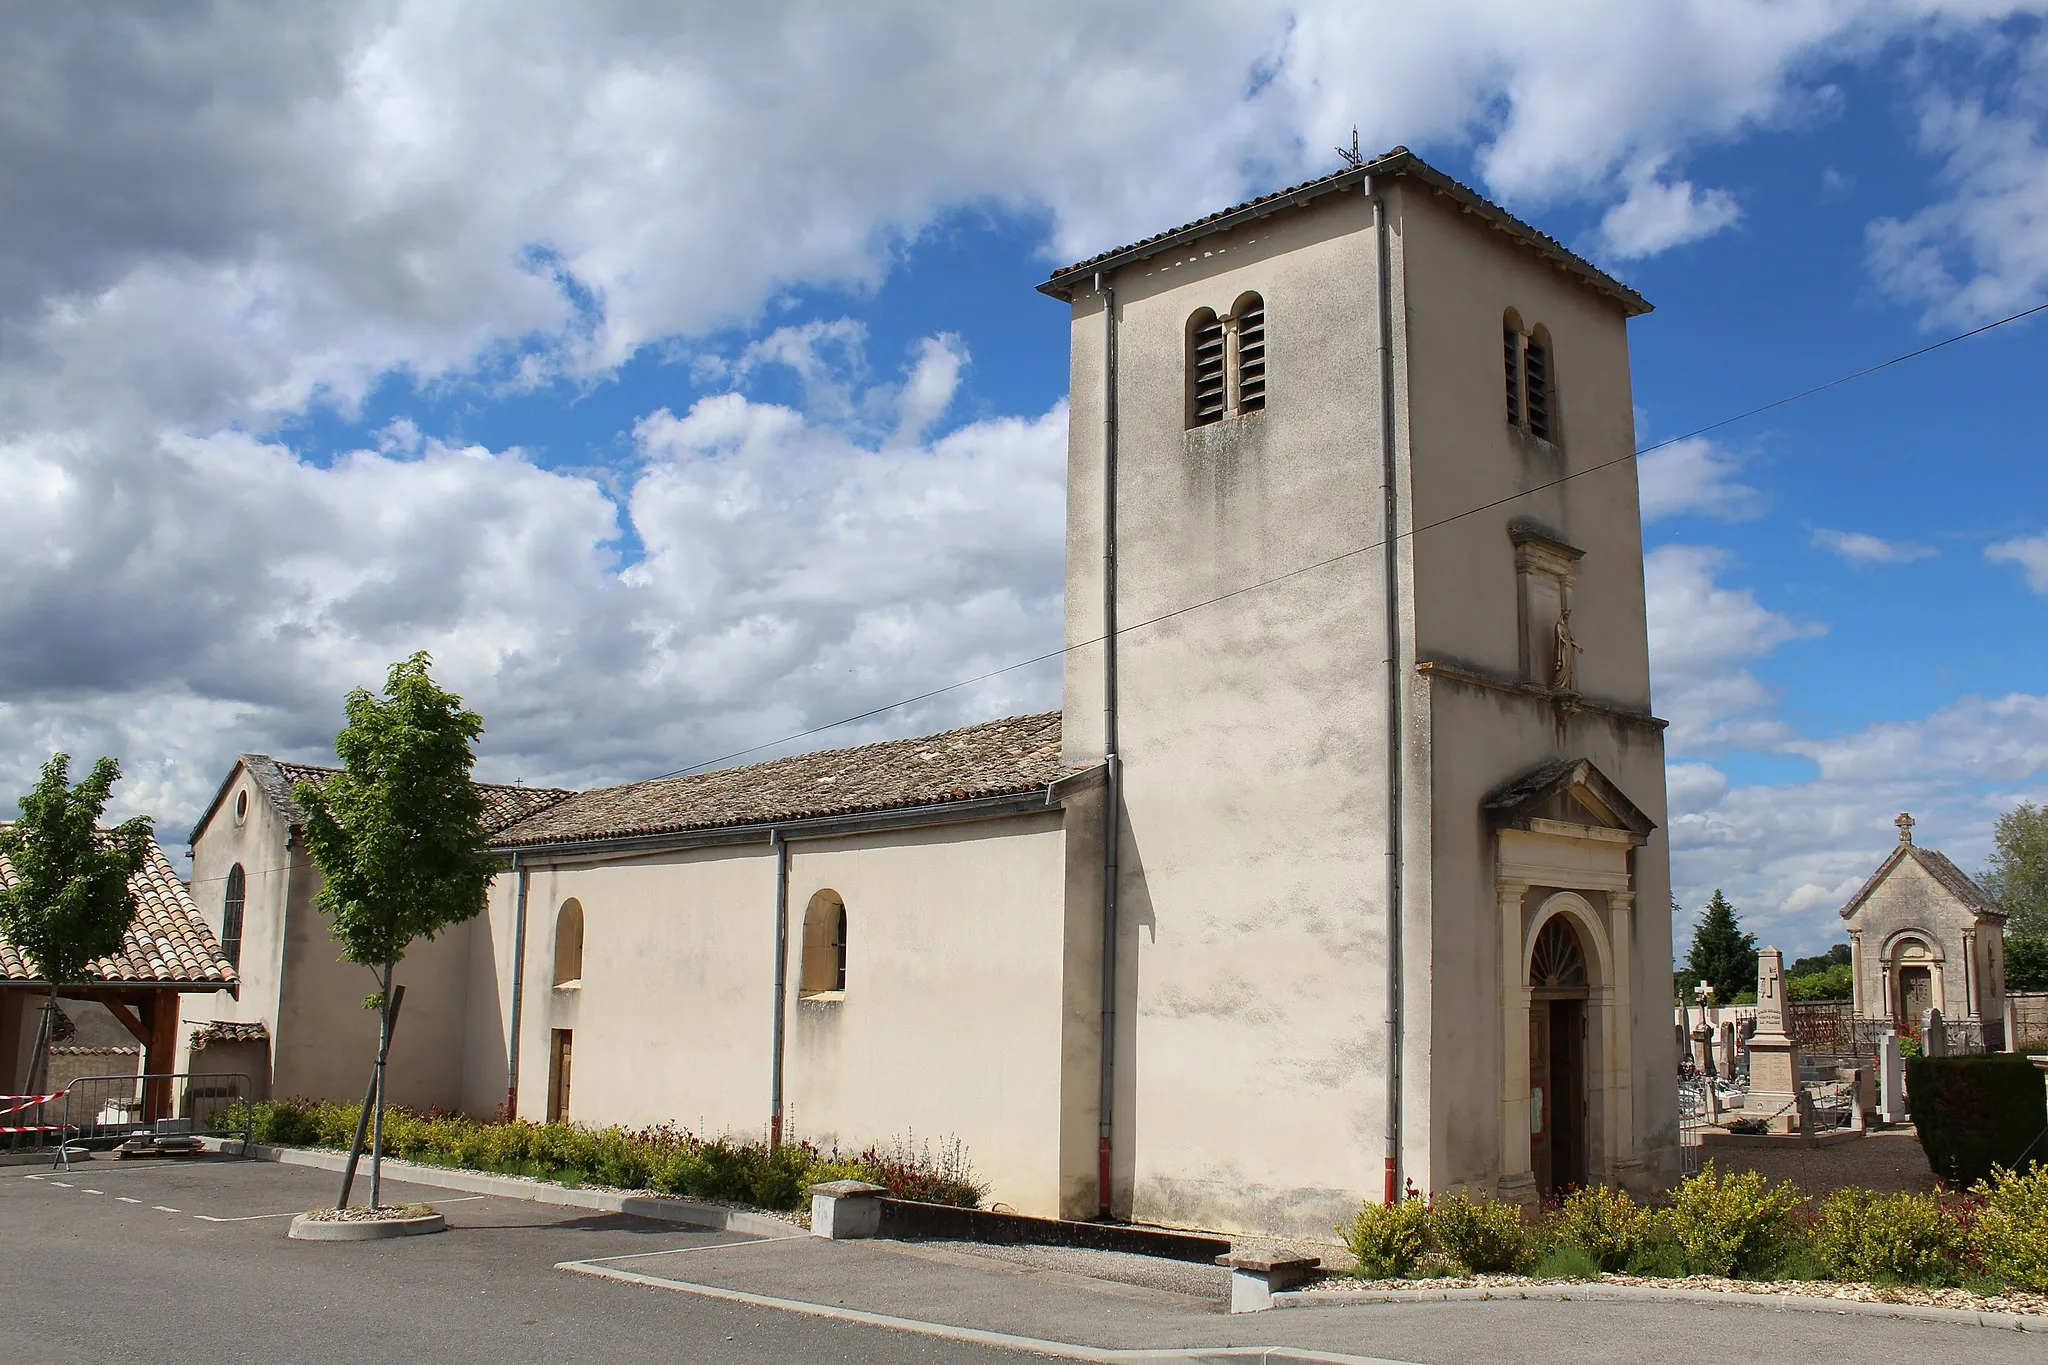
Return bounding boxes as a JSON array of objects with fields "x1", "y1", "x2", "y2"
[{"x1": 142, "y1": 993, "x2": 178, "y2": 1121}]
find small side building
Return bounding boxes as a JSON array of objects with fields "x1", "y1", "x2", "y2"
[{"x1": 1840, "y1": 812, "x2": 2007, "y2": 1044}]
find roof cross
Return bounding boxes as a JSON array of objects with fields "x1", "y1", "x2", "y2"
[{"x1": 1895, "y1": 811, "x2": 1915, "y2": 845}]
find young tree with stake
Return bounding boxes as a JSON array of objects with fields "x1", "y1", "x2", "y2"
[
  {"x1": 0, "y1": 755, "x2": 152, "y2": 1097},
  {"x1": 296, "y1": 653, "x2": 491, "y2": 1210}
]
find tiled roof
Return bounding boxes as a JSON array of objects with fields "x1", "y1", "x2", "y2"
[
  {"x1": 494, "y1": 712, "x2": 1074, "y2": 849},
  {"x1": 1839, "y1": 842, "x2": 2006, "y2": 922},
  {"x1": 238, "y1": 755, "x2": 574, "y2": 836},
  {"x1": 0, "y1": 833, "x2": 238, "y2": 988},
  {"x1": 1040, "y1": 146, "x2": 1651, "y2": 317},
  {"x1": 190, "y1": 1020, "x2": 269, "y2": 1048}
]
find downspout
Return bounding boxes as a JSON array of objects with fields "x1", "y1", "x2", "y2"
[
  {"x1": 769, "y1": 829, "x2": 790, "y2": 1146},
  {"x1": 504, "y1": 851, "x2": 529, "y2": 1120},
  {"x1": 1095, "y1": 269, "x2": 1123, "y2": 1221},
  {"x1": 1371, "y1": 185, "x2": 1407, "y2": 1205}
]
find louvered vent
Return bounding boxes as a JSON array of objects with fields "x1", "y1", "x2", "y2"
[
  {"x1": 1234, "y1": 299, "x2": 1266, "y2": 413},
  {"x1": 1191, "y1": 315, "x2": 1226, "y2": 425},
  {"x1": 1503, "y1": 325, "x2": 1522, "y2": 427},
  {"x1": 1524, "y1": 339, "x2": 1551, "y2": 440}
]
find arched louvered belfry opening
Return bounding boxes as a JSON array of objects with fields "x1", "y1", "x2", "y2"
[
  {"x1": 1186, "y1": 308, "x2": 1225, "y2": 427},
  {"x1": 1229, "y1": 292, "x2": 1266, "y2": 414},
  {"x1": 221, "y1": 864, "x2": 246, "y2": 972},
  {"x1": 800, "y1": 889, "x2": 848, "y2": 997}
]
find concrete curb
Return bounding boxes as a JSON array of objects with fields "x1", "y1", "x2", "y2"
[
  {"x1": 235, "y1": 1143, "x2": 805, "y2": 1241},
  {"x1": 1273, "y1": 1282, "x2": 2037, "y2": 1331},
  {"x1": 288, "y1": 1211, "x2": 445, "y2": 1241}
]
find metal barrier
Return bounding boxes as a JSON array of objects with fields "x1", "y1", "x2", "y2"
[
  {"x1": 56, "y1": 1072, "x2": 253, "y2": 1159},
  {"x1": 1678, "y1": 1077, "x2": 1708, "y2": 1175}
]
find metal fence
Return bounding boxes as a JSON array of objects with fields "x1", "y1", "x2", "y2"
[
  {"x1": 1678, "y1": 1077, "x2": 1709, "y2": 1175},
  {"x1": 55, "y1": 1072, "x2": 253, "y2": 1157}
]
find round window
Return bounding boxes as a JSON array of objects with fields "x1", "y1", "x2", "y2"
[{"x1": 234, "y1": 790, "x2": 249, "y2": 824}]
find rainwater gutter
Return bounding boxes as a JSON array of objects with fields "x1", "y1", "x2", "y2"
[
  {"x1": 769, "y1": 829, "x2": 790, "y2": 1147},
  {"x1": 1370, "y1": 183, "x2": 1407, "y2": 1205},
  {"x1": 1095, "y1": 269, "x2": 1122, "y2": 1221},
  {"x1": 504, "y1": 851, "x2": 529, "y2": 1119}
]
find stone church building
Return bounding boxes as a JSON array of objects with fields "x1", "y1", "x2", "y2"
[
  {"x1": 1840, "y1": 812, "x2": 2008, "y2": 1044},
  {"x1": 182, "y1": 147, "x2": 1678, "y2": 1239}
]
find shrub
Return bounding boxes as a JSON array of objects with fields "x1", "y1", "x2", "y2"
[
  {"x1": 1623, "y1": 1215, "x2": 1691, "y2": 1278},
  {"x1": 1527, "y1": 1245, "x2": 1602, "y2": 1280},
  {"x1": 850, "y1": 1134, "x2": 986, "y2": 1208},
  {"x1": 1665, "y1": 1161, "x2": 1806, "y2": 1278},
  {"x1": 1428, "y1": 1189, "x2": 1530, "y2": 1273},
  {"x1": 1340, "y1": 1195, "x2": 1430, "y2": 1279},
  {"x1": 1811, "y1": 1188, "x2": 1965, "y2": 1284},
  {"x1": 1972, "y1": 1164, "x2": 2048, "y2": 1291},
  {"x1": 1908, "y1": 1053, "x2": 2047, "y2": 1186},
  {"x1": 1545, "y1": 1185, "x2": 1654, "y2": 1272}
]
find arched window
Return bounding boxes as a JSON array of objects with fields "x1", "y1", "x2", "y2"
[
  {"x1": 1502, "y1": 311, "x2": 1557, "y2": 443},
  {"x1": 1186, "y1": 309, "x2": 1225, "y2": 427},
  {"x1": 553, "y1": 898, "x2": 584, "y2": 987},
  {"x1": 221, "y1": 864, "x2": 245, "y2": 972},
  {"x1": 1230, "y1": 293, "x2": 1266, "y2": 414},
  {"x1": 800, "y1": 889, "x2": 847, "y2": 997},
  {"x1": 1530, "y1": 915, "x2": 1588, "y2": 988},
  {"x1": 1524, "y1": 325, "x2": 1553, "y2": 441}
]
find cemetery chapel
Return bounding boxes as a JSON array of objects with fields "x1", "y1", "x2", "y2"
[{"x1": 182, "y1": 148, "x2": 1679, "y2": 1240}]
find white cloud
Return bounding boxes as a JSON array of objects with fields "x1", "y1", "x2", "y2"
[
  {"x1": 1811, "y1": 527, "x2": 1938, "y2": 564},
  {"x1": 1646, "y1": 545, "x2": 1821, "y2": 751},
  {"x1": 1637, "y1": 438, "x2": 1766, "y2": 522},
  {"x1": 1987, "y1": 530, "x2": 2048, "y2": 592},
  {"x1": 1867, "y1": 31, "x2": 2048, "y2": 325},
  {"x1": 1598, "y1": 170, "x2": 1743, "y2": 258}
]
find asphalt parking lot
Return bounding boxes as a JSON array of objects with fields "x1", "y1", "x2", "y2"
[{"x1": 3, "y1": 1155, "x2": 2038, "y2": 1365}]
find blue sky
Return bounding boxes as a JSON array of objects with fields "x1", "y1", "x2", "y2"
[{"x1": 3, "y1": 3, "x2": 2045, "y2": 957}]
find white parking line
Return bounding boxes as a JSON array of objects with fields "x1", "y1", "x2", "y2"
[
  {"x1": 153, "y1": 1206, "x2": 181, "y2": 1214},
  {"x1": 48, "y1": 1180, "x2": 72, "y2": 1188},
  {"x1": 116, "y1": 1196, "x2": 141, "y2": 1204},
  {"x1": 82, "y1": 1189, "x2": 104, "y2": 1195},
  {"x1": 572, "y1": 1237, "x2": 783, "y2": 1266}
]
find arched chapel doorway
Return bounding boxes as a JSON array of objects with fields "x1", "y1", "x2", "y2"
[{"x1": 1528, "y1": 914, "x2": 1590, "y2": 1198}]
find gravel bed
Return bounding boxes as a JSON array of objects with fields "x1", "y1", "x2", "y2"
[
  {"x1": 300, "y1": 1203, "x2": 440, "y2": 1223},
  {"x1": 1304, "y1": 1270, "x2": 2048, "y2": 1316}
]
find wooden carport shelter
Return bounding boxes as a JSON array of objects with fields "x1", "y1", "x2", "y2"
[{"x1": 1, "y1": 835, "x2": 237, "y2": 1121}]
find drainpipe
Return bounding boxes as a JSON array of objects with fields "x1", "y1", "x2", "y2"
[
  {"x1": 1095, "y1": 269, "x2": 1123, "y2": 1221},
  {"x1": 769, "y1": 829, "x2": 790, "y2": 1147},
  {"x1": 504, "y1": 851, "x2": 529, "y2": 1120},
  {"x1": 1371, "y1": 185, "x2": 1407, "y2": 1205}
]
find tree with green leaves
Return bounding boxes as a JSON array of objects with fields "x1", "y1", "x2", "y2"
[
  {"x1": 0, "y1": 755, "x2": 152, "y2": 1096},
  {"x1": 296, "y1": 653, "x2": 491, "y2": 1209},
  {"x1": 1984, "y1": 802, "x2": 2048, "y2": 939},
  {"x1": 1685, "y1": 890, "x2": 1758, "y2": 1003},
  {"x1": 1982, "y1": 802, "x2": 2048, "y2": 995}
]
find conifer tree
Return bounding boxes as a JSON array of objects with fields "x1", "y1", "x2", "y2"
[{"x1": 1685, "y1": 890, "x2": 1757, "y2": 1001}]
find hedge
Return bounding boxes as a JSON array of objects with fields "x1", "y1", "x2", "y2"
[{"x1": 1907, "y1": 1053, "x2": 2048, "y2": 1186}]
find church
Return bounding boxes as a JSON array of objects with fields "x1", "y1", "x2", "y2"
[{"x1": 180, "y1": 147, "x2": 1678, "y2": 1241}]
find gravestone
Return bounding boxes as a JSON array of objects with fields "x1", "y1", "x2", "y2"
[
  {"x1": 1920, "y1": 1007, "x2": 1948, "y2": 1058},
  {"x1": 1878, "y1": 1030, "x2": 1906, "y2": 1125},
  {"x1": 1745, "y1": 947, "x2": 1804, "y2": 1133}
]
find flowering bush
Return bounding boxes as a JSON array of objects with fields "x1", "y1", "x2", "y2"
[
  {"x1": 1811, "y1": 1188, "x2": 1965, "y2": 1284},
  {"x1": 1339, "y1": 1193, "x2": 1430, "y2": 1279},
  {"x1": 1546, "y1": 1184, "x2": 1654, "y2": 1272},
  {"x1": 1665, "y1": 1162, "x2": 1806, "y2": 1277},
  {"x1": 1428, "y1": 1189, "x2": 1531, "y2": 1273},
  {"x1": 223, "y1": 1098, "x2": 983, "y2": 1211},
  {"x1": 1973, "y1": 1164, "x2": 2048, "y2": 1291}
]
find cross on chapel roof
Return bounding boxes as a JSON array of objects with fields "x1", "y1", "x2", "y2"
[{"x1": 1895, "y1": 811, "x2": 1915, "y2": 845}]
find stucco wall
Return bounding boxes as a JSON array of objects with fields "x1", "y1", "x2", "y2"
[
  {"x1": 179, "y1": 763, "x2": 292, "y2": 1074},
  {"x1": 781, "y1": 813, "x2": 1075, "y2": 1216},
  {"x1": 1065, "y1": 191, "x2": 1403, "y2": 1239}
]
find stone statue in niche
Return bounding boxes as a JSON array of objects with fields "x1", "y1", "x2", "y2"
[{"x1": 1552, "y1": 607, "x2": 1583, "y2": 691}]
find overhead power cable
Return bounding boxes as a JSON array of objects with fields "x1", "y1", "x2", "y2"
[{"x1": 643, "y1": 297, "x2": 2048, "y2": 784}]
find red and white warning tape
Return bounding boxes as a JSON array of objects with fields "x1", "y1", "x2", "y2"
[{"x1": 0, "y1": 1090, "x2": 69, "y2": 1131}]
